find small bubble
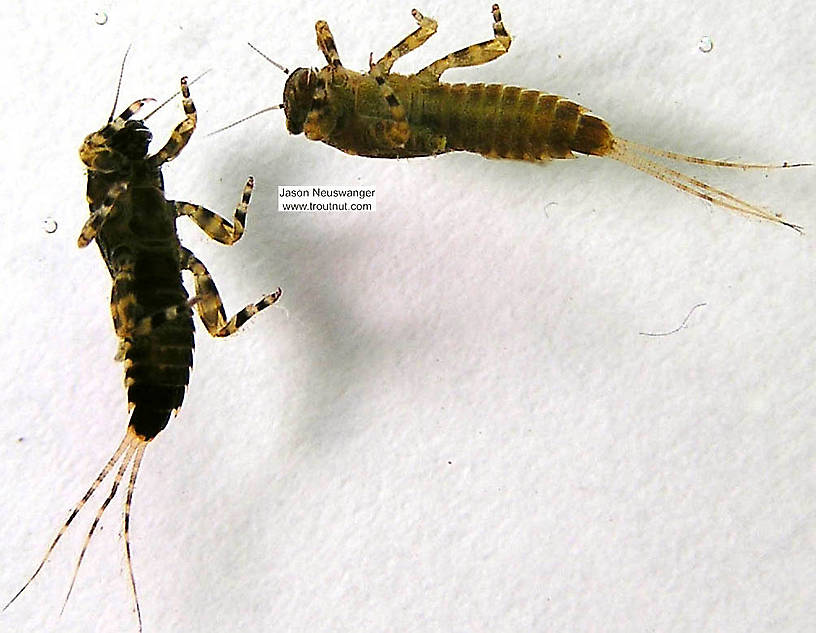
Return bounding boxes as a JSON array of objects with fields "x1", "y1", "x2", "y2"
[
  {"x1": 698, "y1": 36, "x2": 714, "y2": 53},
  {"x1": 94, "y1": 10, "x2": 108, "y2": 25},
  {"x1": 43, "y1": 217, "x2": 58, "y2": 234}
]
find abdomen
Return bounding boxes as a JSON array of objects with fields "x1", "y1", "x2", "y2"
[
  {"x1": 97, "y1": 186, "x2": 195, "y2": 441},
  {"x1": 405, "y1": 81, "x2": 614, "y2": 160},
  {"x1": 124, "y1": 246, "x2": 194, "y2": 440}
]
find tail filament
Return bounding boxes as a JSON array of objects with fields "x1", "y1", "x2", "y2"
[
  {"x1": 608, "y1": 137, "x2": 805, "y2": 232},
  {"x1": 3, "y1": 426, "x2": 149, "y2": 632}
]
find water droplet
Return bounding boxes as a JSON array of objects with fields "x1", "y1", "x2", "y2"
[
  {"x1": 95, "y1": 10, "x2": 108, "y2": 25},
  {"x1": 43, "y1": 217, "x2": 58, "y2": 234},
  {"x1": 698, "y1": 36, "x2": 713, "y2": 53}
]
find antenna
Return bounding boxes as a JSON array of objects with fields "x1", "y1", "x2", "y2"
[
  {"x1": 204, "y1": 105, "x2": 283, "y2": 138},
  {"x1": 108, "y1": 44, "x2": 133, "y2": 122},
  {"x1": 247, "y1": 42, "x2": 290, "y2": 74}
]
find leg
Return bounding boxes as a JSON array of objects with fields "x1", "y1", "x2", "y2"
[
  {"x1": 149, "y1": 76, "x2": 197, "y2": 167},
  {"x1": 80, "y1": 99, "x2": 153, "y2": 172},
  {"x1": 77, "y1": 182, "x2": 128, "y2": 247},
  {"x1": 315, "y1": 20, "x2": 343, "y2": 68},
  {"x1": 371, "y1": 9, "x2": 438, "y2": 74},
  {"x1": 109, "y1": 258, "x2": 139, "y2": 339},
  {"x1": 110, "y1": 98, "x2": 153, "y2": 131},
  {"x1": 180, "y1": 247, "x2": 281, "y2": 338},
  {"x1": 362, "y1": 9, "x2": 442, "y2": 149},
  {"x1": 174, "y1": 176, "x2": 254, "y2": 245},
  {"x1": 114, "y1": 298, "x2": 196, "y2": 363},
  {"x1": 416, "y1": 4, "x2": 511, "y2": 82},
  {"x1": 130, "y1": 298, "x2": 198, "y2": 338},
  {"x1": 109, "y1": 257, "x2": 195, "y2": 337},
  {"x1": 110, "y1": 256, "x2": 197, "y2": 363},
  {"x1": 302, "y1": 74, "x2": 337, "y2": 141},
  {"x1": 359, "y1": 119, "x2": 447, "y2": 155},
  {"x1": 365, "y1": 67, "x2": 410, "y2": 147}
]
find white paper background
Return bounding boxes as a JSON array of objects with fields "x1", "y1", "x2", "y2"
[{"x1": 1, "y1": 1, "x2": 814, "y2": 632}]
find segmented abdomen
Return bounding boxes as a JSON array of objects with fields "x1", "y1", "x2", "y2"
[
  {"x1": 124, "y1": 248, "x2": 194, "y2": 440},
  {"x1": 412, "y1": 82, "x2": 613, "y2": 160},
  {"x1": 97, "y1": 185, "x2": 195, "y2": 441}
]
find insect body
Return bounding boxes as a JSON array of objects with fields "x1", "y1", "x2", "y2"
[
  {"x1": 279, "y1": 4, "x2": 805, "y2": 231},
  {"x1": 4, "y1": 76, "x2": 280, "y2": 631}
]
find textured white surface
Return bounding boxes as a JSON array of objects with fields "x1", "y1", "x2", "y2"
[{"x1": 1, "y1": 1, "x2": 814, "y2": 632}]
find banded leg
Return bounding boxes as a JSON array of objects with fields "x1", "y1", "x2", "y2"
[
  {"x1": 366, "y1": 67, "x2": 410, "y2": 147},
  {"x1": 81, "y1": 99, "x2": 153, "y2": 173},
  {"x1": 416, "y1": 4, "x2": 511, "y2": 82},
  {"x1": 363, "y1": 10, "x2": 441, "y2": 148},
  {"x1": 149, "y1": 76, "x2": 197, "y2": 167},
  {"x1": 180, "y1": 247, "x2": 281, "y2": 337},
  {"x1": 130, "y1": 298, "x2": 198, "y2": 338},
  {"x1": 371, "y1": 9, "x2": 438, "y2": 74},
  {"x1": 303, "y1": 75, "x2": 337, "y2": 142},
  {"x1": 83, "y1": 99, "x2": 152, "y2": 150},
  {"x1": 110, "y1": 98, "x2": 153, "y2": 129},
  {"x1": 109, "y1": 255, "x2": 195, "y2": 340},
  {"x1": 110, "y1": 259, "x2": 186, "y2": 365},
  {"x1": 315, "y1": 20, "x2": 343, "y2": 68},
  {"x1": 112, "y1": 289, "x2": 197, "y2": 363},
  {"x1": 77, "y1": 182, "x2": 128, "y2": 247},
  {"x1": 174, "y1": 176, "x2": 254, "y2": 245},
  {"x1": 109, "y1": 259, "x2": 139, "y2": 339}
]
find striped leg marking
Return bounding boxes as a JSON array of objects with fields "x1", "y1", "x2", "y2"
[
  {"x1": 417, "y1": 4, "x2": 511, "y2": 82},
  {"x1": 110, "y1": 98, "x2": 154, "y2": 129},
  {"x1": 149, "y1": 76, "x2": 197, "y2": 167},
  {"x1": 365, "y1": 10, "x2": 443, "y2": 148},
  {"x1": 367, "y1": 67, "x2": 410, "y2": 147},
  {"x1": 180, "y1": 247, "x2": 281, "y2": 337},
  {"x1": 109, "y1": 260, "x2": 140, "y2": 338},
  {"x1": 371, "y1": 9, "x2": 438, "y2": 74},
  {"x1": 81, "y1": 99, "x2": 154, "y2": 173},
  {"x1": 303, "y1": 75, "x2": 336, "y2": 142},
  {"x1": 111, "y1": 264, "x2": 194, "y2": 347},
  {"x1": 130, "y1": 298, "x2": 198, "y2": 337},
  {"x1": 315, "y1": 20, "x2": 343, "y2": 68},
  {"x1": 77, "y1": 182, "x2": 128, "y2": 247},
  {"x1": 175, "y1": 176, "x2": 253, "y2": 245}
]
